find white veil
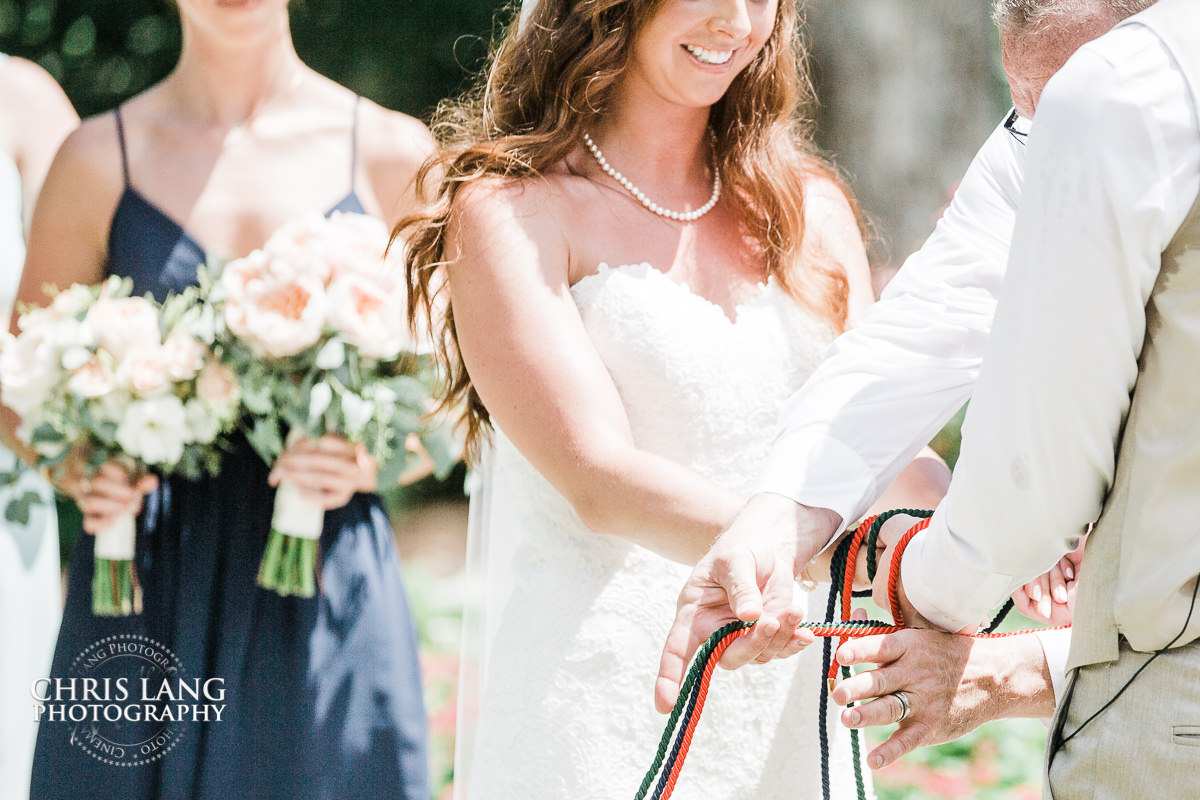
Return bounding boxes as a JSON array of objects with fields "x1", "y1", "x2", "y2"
[
  {"x1": 452, "y1": 3, "x2": 543, "y2": 796},
  {"x1": 451, "y1": 445, "x2": 521, "y2": 800}
]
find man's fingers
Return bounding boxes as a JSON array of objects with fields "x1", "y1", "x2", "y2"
[
  {"x1": 715, "y1": 551, "x2": 765, "y2": 623},
  {"x1": 770, "y1": 625, "x2": 816, "y2": 661},
  {"x1": 835, "y1": 632, "x2": 905, "y2": 670},
  {"x1": 718, "y1": 614, "x2": 779, "y2": 670},
  {"x1": 655, "y1": 601, "x2": 705, "y2": 714},
  {"x1": 751, "y1": 606, "x2": 810, "y2": 664},
  {"x1": 866, "y1": 723, "x2": 928, "y2": 770},
  {"x1": 830, "y1": 665, "x2": 902, "y2": 707},
  {"x1": 839, "y1": 692, "x2": 907, "y2": 729},
  {"x1": 749, "y1": 555, "x2": 807, "y2": 663}
]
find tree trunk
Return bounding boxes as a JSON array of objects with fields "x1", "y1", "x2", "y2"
[{"x1": 804, "y1": 0, "x2": 1006, "y2": 283}]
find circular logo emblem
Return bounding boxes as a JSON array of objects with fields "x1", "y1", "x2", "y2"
[{"x1": 33, "y1": 634, "x2": 216, "y2": 767}]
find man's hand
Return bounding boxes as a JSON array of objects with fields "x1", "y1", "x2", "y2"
[
  {"x1": 833, "y1": 630, "x2": 1054, "y2": 769},
  {"x1": 654, "y1": 494, "x2": 841, "y2": 713}
]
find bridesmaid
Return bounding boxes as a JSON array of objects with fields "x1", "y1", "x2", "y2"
[
  {"x1": 0, "y1": 53, "x2": 76, "y2": 800},
  {"x1": 8, "y1": 2, "x2": 436, "y2": 799}
]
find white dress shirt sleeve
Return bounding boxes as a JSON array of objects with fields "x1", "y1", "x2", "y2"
[
  {"x1": 902, "y1": 25, "x2": 1200, "y2": 632},
  {"x1": 755, "y1": 123, "x2": 1024, "y2": 530},
  {"x1": 1033, "y1": 628, "x2": 1071, "y2": 706}
]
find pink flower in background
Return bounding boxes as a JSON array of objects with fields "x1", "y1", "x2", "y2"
[
  {"x1": 195, "y1": 362, "x2": 239, "y2": 411},
  {"x1": 263, "y1": 213, "x2": 336, "y2": 284},
  {"x1": 162, "y1": 329, "x2": 209, "y2": 381},
  {"x1": 117, "y1": 346, "x2": 173, "y2": 397}
]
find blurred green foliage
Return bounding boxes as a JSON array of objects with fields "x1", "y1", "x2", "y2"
[{"x1": 0, "y1": 0, "x2": 510, "y2": 119}]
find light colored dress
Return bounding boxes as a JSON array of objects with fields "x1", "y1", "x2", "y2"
[
  {"x1": 456, "y1": 262, "x2": 869, "y2": 799},
  {"x1": 0, "y1": 51, "x2": 62, "y2": 800}
]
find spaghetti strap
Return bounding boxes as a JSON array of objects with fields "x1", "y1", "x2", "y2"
[
  {"x1": 349, "y1": 95, "x2": 360, "y2": 193},
  {"x1": 113, "y1": 107, "x2": 131, "y2": 186}
]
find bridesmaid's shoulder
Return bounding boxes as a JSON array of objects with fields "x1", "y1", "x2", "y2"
[
  {"x1": 40, "y1": 110, "x2": 125, "y2": 206},
  {"x1": 355, "y1": 97, "x2": 436, "y2": 176}
]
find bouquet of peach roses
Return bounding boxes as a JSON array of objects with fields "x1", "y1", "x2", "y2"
[
  {"x1": 205, "y1": 212, "x2": 453, "y2": 598},
  {"x1": 0, "y1": 277, "x2": 241, "y2": 615}
]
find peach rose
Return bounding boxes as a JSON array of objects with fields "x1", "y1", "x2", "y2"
[
  {"x1": 263, "y1": 214, "x2": 335, "y2": 285},
  {"x1": 323, "y1": 213, "x2": 391, "y2": 284},
  {"x1": 85, "y1": 296, "x2": 161, "y2": 361},
  {"x1": 325, "y1": 273, "x2": 410, "y2": 361},
  {"x1": 161, "y1": 329, "x2": 208, "y2": 381},
  {"x1": 195, "y1": 362, "x2": 239, "y2": 411},
  {"x1": 219, "y1": 249, "x2": 271, "y2": 306},
  {"x1": 224, "y1": 271, "x2": 327, "y2": 359}
]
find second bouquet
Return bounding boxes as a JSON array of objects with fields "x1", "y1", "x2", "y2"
[{"x1": 206, "y1": 212, "x2": 445, "y2": 598}]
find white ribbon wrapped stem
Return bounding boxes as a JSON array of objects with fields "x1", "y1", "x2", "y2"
[
  {"x1": 94, "y1": 513, "x2": 137, "y2": 561},
  {"x1": 271, "y1": 481, "x2": 325, "y2": 540}
]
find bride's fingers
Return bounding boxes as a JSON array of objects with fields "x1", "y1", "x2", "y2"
[{"x1": 1049, "y1": 562, "x2": 1070, "y2": 604}]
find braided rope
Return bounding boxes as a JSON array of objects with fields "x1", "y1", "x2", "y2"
[{"x1": 641, "y1": 510, "x2": 1068, "y2": 800}]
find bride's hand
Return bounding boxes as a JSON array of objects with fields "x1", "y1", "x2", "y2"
[
  {"x1": 268, "y1": 435, "x2": 377, "y2": 509},
  {"x1": 59, "y1": 454, "x2": 158, "y2": 535},
  {"x1": 1013, "y1": 540, "x2": 1083, "y2": 625}
]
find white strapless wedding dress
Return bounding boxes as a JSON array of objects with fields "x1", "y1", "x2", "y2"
[{"x1": 456, "y1": 262, "x2": 870, "y2": 800}]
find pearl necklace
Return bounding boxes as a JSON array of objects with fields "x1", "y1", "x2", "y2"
[{"x1": 583, "y1": 132, "x2": 721, "y2": 222}]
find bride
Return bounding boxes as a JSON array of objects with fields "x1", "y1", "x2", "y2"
[{"x1": 403, "y1": 0, "x2": 948, "y2": 797}]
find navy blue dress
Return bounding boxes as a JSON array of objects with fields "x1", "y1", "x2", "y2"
[{"x1": 30, "y1": 105, "x2": 430, "y2": 800}]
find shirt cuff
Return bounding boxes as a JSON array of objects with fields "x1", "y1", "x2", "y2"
[
  {"x1": 1032, "y1": 627, "x2": 1070, "y2": 706},
  {"x1": 754, "y1": 428, "x2": 878, "y2": 530}
]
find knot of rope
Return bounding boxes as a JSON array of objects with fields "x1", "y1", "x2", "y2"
[{"x1": 639, "y1": 509, "x2": 1052, "y2": 800}]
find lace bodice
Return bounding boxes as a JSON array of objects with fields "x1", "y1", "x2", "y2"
[{"x1": 459, "y1": 263, "x2": 869, "y2": 799}]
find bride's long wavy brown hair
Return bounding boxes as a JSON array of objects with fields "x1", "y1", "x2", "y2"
[{"x1": 401, "y1": 0, "x2": 858, "y2": 459}]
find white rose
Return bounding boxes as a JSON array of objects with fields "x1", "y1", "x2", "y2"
[
  {"x1": 89, "y1": 388, "x2": 131, "y2": 426},
  {"x1": 48, "y1": 284, "x2": 94, "y2": 319},
  {"x1": 67, "y1": 356, "x2": 116, "y2": 399},
  {"x1": 325, "y1": 273, "x2": 411, "y2": 361},
  {"x1": 0, "y1": 328, "x2": 63, "y2": 417},
  {"x1": 85, "y1": 296, "x2": 161, "y2": 361},
  {"x1": 115, "y1": 395, "x2": 189, "y2": 467},
  {"x1": 183, "y1": 397, "x2": 221, "y2": 444}
]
